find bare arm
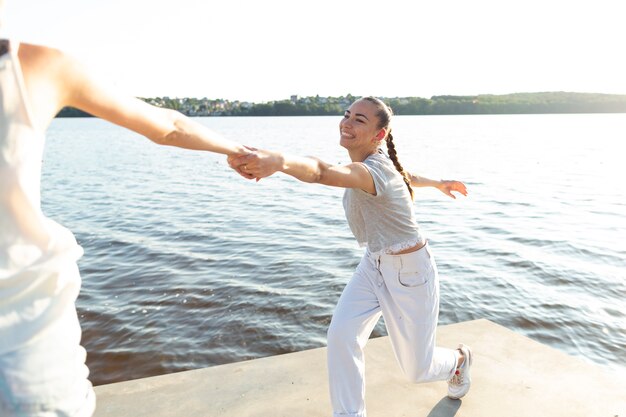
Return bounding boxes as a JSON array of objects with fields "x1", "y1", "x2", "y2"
[
  {"x1": 20, "y1": 43, "x2": 246, "y2": 155},
  {"x1": 228, "y1": 149, "x2": 377, "y2": 194},
  {"x1": 408, "y1": 172, "x2": 468, "y2": 199}
]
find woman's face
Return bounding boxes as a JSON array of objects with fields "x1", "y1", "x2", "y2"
[{"x1": 339, "y1": 99, "x2": 384, "y2": 151}]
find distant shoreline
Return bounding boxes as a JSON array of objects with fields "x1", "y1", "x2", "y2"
[{"x1": 56, "y1": 91, "x2": 626, "y2": 118}]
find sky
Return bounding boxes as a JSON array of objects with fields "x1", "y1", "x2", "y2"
[{"x1": 2, "y1": 0, "x2": 625, "y2": 102}]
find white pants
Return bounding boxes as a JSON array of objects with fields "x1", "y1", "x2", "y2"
[{"x1": 327, "y1": 243, "x2": 456, "y2": 417}]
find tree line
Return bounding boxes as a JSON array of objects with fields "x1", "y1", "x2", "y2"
[{"x1": 57, "y1": 92, "x2": 626, "y2": 117}]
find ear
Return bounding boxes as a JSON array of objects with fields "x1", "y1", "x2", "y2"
[{"x1": 375, "y1": 128, "x2": 387, "y2": 141}]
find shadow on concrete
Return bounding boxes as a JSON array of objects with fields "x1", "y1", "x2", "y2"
[{"x1": 425, "y1": 397, "x2": 462, "y2": 417}]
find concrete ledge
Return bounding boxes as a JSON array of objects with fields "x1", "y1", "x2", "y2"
[{"x1": 94, "y1": 319, "x2": 626, "y2": 417}]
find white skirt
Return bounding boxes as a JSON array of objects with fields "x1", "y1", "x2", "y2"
[{"x1": 0, "y1": 270, "x2": 95, "y2": 417}]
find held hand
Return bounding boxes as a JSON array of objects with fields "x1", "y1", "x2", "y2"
[
  {"x1": 227, "y1": 145, "x2": 257, "y2": 180},
  {"x1": 437, "y1": 180, "x2": 468, "y2": 199},
  {"x1": 228, "y1": 147, "x2": 284, "y2": 181}
]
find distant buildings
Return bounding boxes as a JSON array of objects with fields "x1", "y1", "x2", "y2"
[
  {"x1": 138, "y1": 95, "x2": 359, "y2": 116},
  {"x1": 57, "y1": 92, "x2": 626, "y2": 117}
]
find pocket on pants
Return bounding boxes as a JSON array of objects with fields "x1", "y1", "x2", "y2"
[
  {"x1": 397, "y1": 246, "x2": 434, "y2": 288},
  {"x1": 398, "y1": 266, "x2": 433, "y2": 288}
]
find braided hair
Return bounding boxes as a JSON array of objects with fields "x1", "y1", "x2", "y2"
[{"x1": 361, "y1": 97, "x2": 414, "y2": 200}]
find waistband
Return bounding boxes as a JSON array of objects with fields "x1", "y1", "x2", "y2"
[{"x1": 366, "y1": 240, "x2": 431, "y2": 269}]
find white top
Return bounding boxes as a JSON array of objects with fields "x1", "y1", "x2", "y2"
[
  {"x1": 342, "y1": 150, "x2": 424, "y2": 254},
  {"x1": 0, "y1": 40, "x2": 84, "y2": 355}
]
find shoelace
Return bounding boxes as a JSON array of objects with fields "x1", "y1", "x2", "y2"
[{"x1": 449, "y1": 368, "x2": 464, "y2": 385}]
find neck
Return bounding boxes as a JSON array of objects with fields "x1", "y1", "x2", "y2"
[{"x1": 348, "y1": 147, "x2": 379, "y2": 163}]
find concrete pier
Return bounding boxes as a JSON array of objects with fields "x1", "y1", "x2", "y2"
[{"x1": 93, "y1": 319, "x2": 625, "y2": 416}]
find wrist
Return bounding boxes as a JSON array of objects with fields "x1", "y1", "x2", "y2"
[
  {"x1": 276, "y1": 152, "x2": 287, "y2": 172},
  {"x1": 233, "y1": 144, "x2": 247, "y2": 155}
]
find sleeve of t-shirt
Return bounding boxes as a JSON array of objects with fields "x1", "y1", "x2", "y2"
[{"x1": 362, "y1": 155, "x2": 387, "y2": 197}]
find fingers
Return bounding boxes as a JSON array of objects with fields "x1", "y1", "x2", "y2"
[
  {"x1": 228, "y1": 146, "x2": 255, "y2": 167},
  {"x1": 227, "y1": 151, "x2": 257, "y2": 181},
  {"x1": 240, "y1": 172, "x2": 255, "y2": 180},
  {"x1": 444, "y1": 180, "x2": 468, "y2": 197},
  {"x1": 233, "y1": 160, "x2": 265, "y2": 181},
  {"x1": 226, "y1": 147, "x2": 274, "y2": 182},
  {"x1": 228, "y1": 153, "x2": 257, "y2": 170},
  {"x1": 233, "y1": 165, "x2": 255, "y2": 180},
  {"x1": 455, "y1": 182, "x2": 468, "y2": 196},
  {"x1": 451, "y1": 185, "x2": 467, "y2": 196}
]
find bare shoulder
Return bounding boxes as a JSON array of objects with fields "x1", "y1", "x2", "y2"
[
  {"x1": 17, "y1": 43, "x2": 79, "y2": 129},
  {"x1": 20, "y1": 43, "x2": 87, "y2": 84},
  {"x1": 18, "y1": 43, "x2": 66, "y2": 69},
  {"x1": 17, "y1": 43, "x2": 80, "y2": 89}
]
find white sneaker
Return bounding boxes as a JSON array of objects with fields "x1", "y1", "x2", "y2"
[{"x1": 447, "y1": 344, "x2": 473, "y2": 399}]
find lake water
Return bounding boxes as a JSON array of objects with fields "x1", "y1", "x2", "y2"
[{"x1": 42, "y1": 114, "x2": 626, "y2": 385}]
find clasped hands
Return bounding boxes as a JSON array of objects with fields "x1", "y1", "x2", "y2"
[{"x1": 227, "y1": 146, "x2": 281, "y2": 181}]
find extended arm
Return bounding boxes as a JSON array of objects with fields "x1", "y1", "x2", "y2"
[
  {"x1": 228, "y1": 149, "x2": 377, "y2": 194},
  {"x1": 408, "y1": 172, "x2": 468, "y2": 199},
  {"x1": 21, "y1": 43, "x2": 246, "y2": 155}
]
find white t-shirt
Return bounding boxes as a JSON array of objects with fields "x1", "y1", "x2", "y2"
[{"x1": 342, "y1": 150, "x2": 424, "y2": 254}]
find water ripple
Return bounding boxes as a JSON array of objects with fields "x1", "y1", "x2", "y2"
[{"x1": 39, "y1": 114, "x2": 626, "y2": 385}]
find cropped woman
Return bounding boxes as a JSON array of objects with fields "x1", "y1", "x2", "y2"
[
  {"x1": 0, "y1": 20, "x2": 248, "y2": 417},
  {"x1": 229, "y1": 97, "x2": 472, "y2": 417}
]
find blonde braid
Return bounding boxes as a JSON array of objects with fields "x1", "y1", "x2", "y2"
[
  {"x1": 361, "y1": 96, "x2": 414, "y2": 200},
  {"x1": 386, "y1": 132, "x2": 414, "y2": 200}
]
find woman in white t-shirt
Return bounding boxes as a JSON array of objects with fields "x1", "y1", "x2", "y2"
[
  {"x1": 229, "y1": 96, "x2": 471, "y2": 417},
  {"x1": 0, "y1": 5, "x2": 248, "y2": 416}
]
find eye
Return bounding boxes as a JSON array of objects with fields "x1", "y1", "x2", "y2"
[{"x1": 356, "y1": 119, "x2": 365, "y2": 124}]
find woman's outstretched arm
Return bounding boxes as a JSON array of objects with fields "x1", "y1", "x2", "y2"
[
  {"x1": 408, "y1": 172, "x2": 468, "y2": 199},
  {"x1": 228, "y1": 148, "x2": 377, "y2": 194},
  {"x1": 20, "y1": 43, "x2": 247, "y2": 156}
]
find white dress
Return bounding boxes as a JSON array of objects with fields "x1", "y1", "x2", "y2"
[{"x1": 0, "y1": 39, "x2": 95, "y2": 417}]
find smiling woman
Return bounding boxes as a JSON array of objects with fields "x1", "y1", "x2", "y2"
[{"x1": 228, "y1": 97, "x2": 470, "y2": 417}]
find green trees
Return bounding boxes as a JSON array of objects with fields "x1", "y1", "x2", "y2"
[
  {"x1": 56, "y1": 92, "x2": 626, "y2": 117},
  {"x1": 386, "y1": 93, "x2": 626, "y2": 115}
]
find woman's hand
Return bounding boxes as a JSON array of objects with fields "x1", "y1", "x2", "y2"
[
  {"x1": 436, "y1": 180, "x2": 468, "y2": 199},
  {"x1": 227, "y1": 147, "x2": 284, "y2": 181},
  {"x1": 227, "y1": 146, "x2": 257, "y2": 180}
]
